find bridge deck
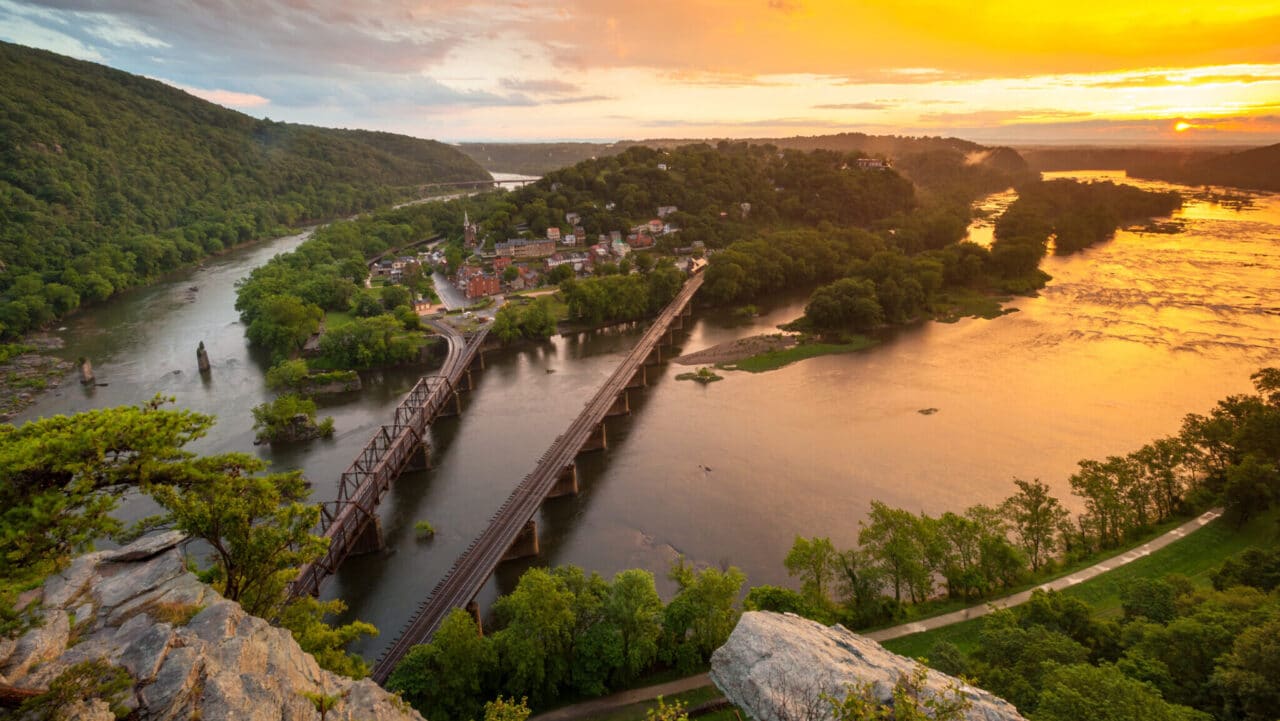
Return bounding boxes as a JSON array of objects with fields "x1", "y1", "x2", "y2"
[
  {"x1": 290, "y1": 321, "x2": 489, "y2": 599},
  {"x1": 371, "y1": 273, "x2": 702, "y2": 683}
]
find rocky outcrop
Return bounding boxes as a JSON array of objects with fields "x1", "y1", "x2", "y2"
[
  {"x1": 0, "y1": 533, "x2": 423, "y2": 721},
  {"x1": 710, "y1": 612, "x2": 1025, "y2": 721}
]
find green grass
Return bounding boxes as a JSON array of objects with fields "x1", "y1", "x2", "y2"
[
  {"x1": 881, "y1": 509, "x2": 1278, "y2": 659},
  {"x1": 323, "y1": 310, "x2": 354, "y2": 329},
  {"x1": 932, "y1": 289, "x2": 1016, "y2": 323},
  {"x1": 720, "y1": 336, "x2": 878, "y2": 373}
]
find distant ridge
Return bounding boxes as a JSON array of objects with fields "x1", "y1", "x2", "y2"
[
  {"x1": 0, "y1": 40, "x2": 489, "y2": 338},
  {"x1": 459, "y1": 132, "x2": 1025, "y2": 176}
]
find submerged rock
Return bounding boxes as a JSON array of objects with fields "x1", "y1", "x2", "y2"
[{"x1": 710, "y1": 611, "x2": 1024, "y2": 721}]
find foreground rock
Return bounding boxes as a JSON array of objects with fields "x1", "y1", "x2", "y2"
[
  {"x1": 0, "y1": 533, "x2": 422, "y2": 721},
  {"x1": 710, "y1": 612, "x2": 1024, "y2": 721}
]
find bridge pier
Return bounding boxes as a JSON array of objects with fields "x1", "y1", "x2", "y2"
[
  {"x1": 547, "y1": 463, "x2": 579, "y2": 498},
  {"x1": 350, "y1": 515, "x2": 385, "y2": 556},
  {"x1": 475, "y1": 350, "x2": 486, "y2": 370},
  {"x1": 502, "y1": 520, "x2": 540, "y2": 561},
  {"x1": 438, "y1": 389, "x2": 463, "y2": 417},
  {"x1": 627, "y1": 365, "x2": 647, "y2": 389},
  {"x1": 606, "y1": 391, "x2": 630, "y2": 417},
  {"x1": 467, "y1": 600, "x2": 484, "y2": 636},
  {"x1": 459, "y1": 368, "x2": 473, "y2": 392},
  {"x1": 645, "y1": 346, "x2": 663, "y2": 366},
  {"x1": 404, "y1": 441, "x2": 430, "y2": 472},
  {"x1": 581, "y1": 422, "x2": 608, "y2": 452}
]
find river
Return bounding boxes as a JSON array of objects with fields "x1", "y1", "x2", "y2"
[{"x1": 14, "y1": 171, "x2": 1280, "y2": 660}]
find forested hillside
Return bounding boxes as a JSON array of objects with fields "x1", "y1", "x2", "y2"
[
  {"x1": 1020, "y1": 144, "x2": 1280, "y2": 192},
  {"x1": 0, "y1": 41, "x2": 488, "y2": 338}
]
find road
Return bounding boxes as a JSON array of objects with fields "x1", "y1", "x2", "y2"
[{"x1": 432, "y1": 270, "x2": 470, "y2": 310}]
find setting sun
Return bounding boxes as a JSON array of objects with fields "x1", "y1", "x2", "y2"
[{"x1": 1175, "y1": 121, "x2": 1194, "y2": 132}]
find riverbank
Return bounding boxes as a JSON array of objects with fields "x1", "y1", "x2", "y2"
[
  {"x1": 673, "y1": 332, "x2": 879, "y2": 374},
  {"x1": 0, "y1": 337, "x2": 72, "y2": 422}
]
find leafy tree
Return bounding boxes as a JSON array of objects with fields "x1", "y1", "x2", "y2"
[
  {"x1": 276, "y1": 596, "x2": 377, "y2": 679},
  {"x1": 826, "y1": 663, "x2": 971, "y2": 721},
  {"x1": 1211, "y1": 547, "x2": 1280, "y2": 592},
  {"x1": 380, "y1": 284, "x2": 413, "y2": 311},
  {"x1": 605, "y1": 569, "x2": 664, "y2": 684},
  {"x1": 0, "y1": 398, "x2": 213, "y2": 630},
  {"x1": 144, "y1": 454, "x2": 326, "y2": 618},
  {"x1": 744, "y1": 585, "x2": 816, "y2": 617},
  {"x1": 1002, "y1": 478, "x2": 1069, "y2": 571},
  {"x1": 493, "y1": 567, "x2": 577, "y2": 704},
  {"x1": 264, "y1": 359, "x2": 311, "y2": 392},
  {"x1": 389, "y1": 608, "x2": 497, "y2": 721},
  {"x1": 805, "y1": 277, "x2": 884, "y2": 333},
  {"x1": 483, "y1": 696, "x2": 532, "y2": 721},
  {"x1": 858, "y1": 502, "x2": 929, "y2": 603},
  {"x1": 245, "y1": 294, "x2": 323, "y2": 360},
  {"x1": 350, "y1": 290, "x2": 385, "y2": 318},
  {"x1": 250, "y1": 393, "x2": 335, "y2": 444},
  {"x1": 1121, "y1": 578, "x2": 1177, "y2": 624},
  {"x1": 785, "y1": 536, "x2": 840, "y2": 610},
  {"x1": 645, "y1": 696, "x2": 689, "y2": 721},
  {"x1": 662, "y1": 558, "x2": 746, "y2": 671},
  {"x1": 1035, "y1": 663, "x2": 1210, "y2": 721},
  {"x1": 1212, "y1": 617, "x2": 1280, "y2": 721}
]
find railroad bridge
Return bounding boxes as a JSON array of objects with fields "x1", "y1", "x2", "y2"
[
  {"x1": 289, "y1": 320, "x2": 492, "y2": 600},
  {"x1": 370, "y1": 273, "x2": 703, "y2": 683}
]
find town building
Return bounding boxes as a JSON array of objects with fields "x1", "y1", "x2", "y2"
[
  {"x1": 496, "y1": 238, "x2": 556, "y2": 259},
  {"x1": 463, "y1": 209, "x2": 478, "y2": 246},
  {"x1": 466, "y1": 273, "x2": 500, "y2": 299},
  {"x1": 855, "y1": 157, "x2": 890, "y2": 170},
  {"x1": 547, "y1": 227, "x2": 561, "y2": 242},
  {"x1": 656, "y1": 205, "x2": 678, "y2": 218}
]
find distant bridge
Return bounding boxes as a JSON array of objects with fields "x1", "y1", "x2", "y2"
[
  {"x1": 370, "y1": 273, "x2": 703, "y2": 684},
  {"x1": 417, "y1": 177, "x2": 537, "y2": 193},
  {"x1": 289, "y1": 320, "x2": 491, "y2": 599}
]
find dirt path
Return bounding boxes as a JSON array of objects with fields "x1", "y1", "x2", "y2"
[{"x1": 529, "y1": 674, "x2": 713, "y2": 721}]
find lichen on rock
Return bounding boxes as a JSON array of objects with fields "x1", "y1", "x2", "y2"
[
  {"x1": 710, "y1": 611, "x2": 1025, "y2": 721},
  {"x1": 2, "y1": 533, "x2": 423, "y2": 721}
]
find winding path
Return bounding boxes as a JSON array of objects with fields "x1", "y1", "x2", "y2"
[{"x1": 527, "y1": 508, "x2": 1224, "y2": 721}]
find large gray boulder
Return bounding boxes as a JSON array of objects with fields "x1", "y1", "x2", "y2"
[
  {"x1": 2, "y1": 533, "x2": 423, "y2": 721},
  {"x1": 710, "y1": 612, "x2": 1024, "y2": 721}
]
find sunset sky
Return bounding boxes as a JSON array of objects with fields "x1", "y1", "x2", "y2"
[{"x1": 4, "y1": 0, "x2": 1279, "y2": 145}]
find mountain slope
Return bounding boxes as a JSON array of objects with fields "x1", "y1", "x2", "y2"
[{"x1": 0, "y1": 40, "x2": 488, "y2": 338}]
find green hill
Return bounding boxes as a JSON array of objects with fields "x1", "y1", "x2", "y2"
[
  {"x1": 0, "y1": 40, "x2": 489, "y2": 338},
  {"x1": 1137, "y1": 142, "x2": 1280, "y2": 191}
]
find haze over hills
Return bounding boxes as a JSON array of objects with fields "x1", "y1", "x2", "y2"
[
  {"x1": 459, "y1": 134, "x2": 1027, "y2": 177},
  {"x1": 1020, "y1": 144, "x2": 1280, "y2": 192},
  {"x1": 0, "y1": 40, "x2": 487, "y2": 338}
]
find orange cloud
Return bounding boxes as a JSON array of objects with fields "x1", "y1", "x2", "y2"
[{"x1": 532, "y1": 0, "x2": 1280, "y2": 79}]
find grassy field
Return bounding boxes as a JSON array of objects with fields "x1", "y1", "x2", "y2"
[
  {"x1": 323, "y1": 310, "x2": 354, "y2": 329},
  {"x1": 881, "y1": 508, "x2": 1278, "y2": 659},
  {"x1": 721, "y1": 336, "x2": 878, "y2": 373}
]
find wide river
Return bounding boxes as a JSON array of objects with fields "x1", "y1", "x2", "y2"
[{"x1": 15, "y1": 171, "x2": 1280, "y2": 659}]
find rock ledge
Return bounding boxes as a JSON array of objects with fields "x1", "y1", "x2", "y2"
[
  {"x1": 710, "y1": 611, "x2": 1024, "y2": 721},
  {"x1": 1, "y1": 534, "x2": 422, "y2": 721}
]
